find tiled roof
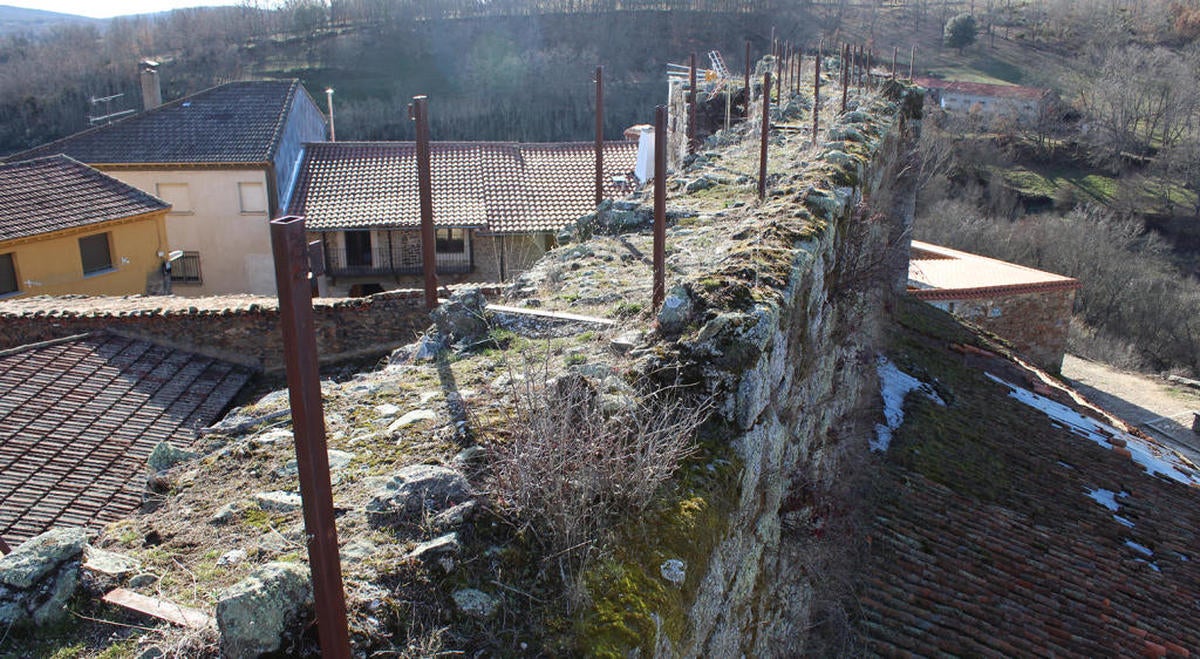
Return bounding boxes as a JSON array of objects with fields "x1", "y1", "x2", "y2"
[
  {"x1": 861, "y1": 307, "x2": 1200, "y2": 656},
  {"x1": 908, "y1": 240, "x2": 1080, "y2": 300},
  {"x1": 0, "y1": 333, "x2": 251, "y2": 547},
  {"x1": 913, "y1": 76, "x2": 1050, "y2": 101},
  {"x1": 288, "y1": 141, "x2": 639, "y2": 234},
  {"x1": 5, "y1": 80, "x2": 306, "y2": 165},
  {"x1": 0, "y1": 155, "x2": 168, "y2": 243}
]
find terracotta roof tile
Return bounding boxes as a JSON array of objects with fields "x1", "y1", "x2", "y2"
[
  {"x1": 859, "y1": 339, "x2": 1200, "y2": 655},
  {"x1": 288, "y1": 141, "x2": 639, "y2": 234},
  {"x1": 6, "y1": 80, "x2": 308, "y2": 165},
  {"x1": 913, "y1": 76, "x2": 1051, "y2": 101},
  {"x1": 0, "y1": 333, "x2": 251, "y2": 547},
  {"x1": 0, "y1": 155, "x2": 168, "y2": 242},
  {"x1": 908, "y1": 240, "x2": 1081, "y2": 300}
]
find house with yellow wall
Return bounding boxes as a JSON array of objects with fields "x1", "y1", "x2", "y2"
[
  {"x1": 0, "y1": 155, "x2": 170, "y2": 299},
  {"x1": 5, "y1": 78, "x2": 328, "y2": 296}
]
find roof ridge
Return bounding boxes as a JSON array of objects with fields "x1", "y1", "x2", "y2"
[{"x1": 264, "y1": 79, "x2": 302, "y2": 162}]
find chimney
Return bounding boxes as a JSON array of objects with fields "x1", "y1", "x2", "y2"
[
  {"x1": 140, "y1": 60, "x2": 162, "y2": 111},
  {"x1": 634, "y1": 126, "x2": 655, "y2": 184}
]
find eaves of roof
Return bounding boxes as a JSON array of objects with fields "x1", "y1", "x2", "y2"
[{"x1": 909, "y1": 279, "x2": 1082, "y2": 301}]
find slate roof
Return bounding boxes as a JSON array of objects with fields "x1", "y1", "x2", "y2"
[
  {"x1": 288, "y1": 141, "x2": 639, "y2": 234},
  {"x1": 860, "y1": 304, "x2": 1200, "y2": 657},
  {"x1": 913, "y1": 76, "x2": 1051, "y2": 101},
  {"x1": 0, "y1": 333, "x2": 251, "y2": 547},
  {"x1": 0, "y1": 155, "x2": 168, "y2": 243},
  {"x1": 908, "y1": 240, "x2": 1080, "y2": 300},
  {"x1": 5, "y1": 80, "x2": 306, "y2": 165}
]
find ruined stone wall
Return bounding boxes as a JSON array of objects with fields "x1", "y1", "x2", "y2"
[
  {"x1": 0, "y1": 287, "x2": 492, "y2": 373},
  {"x1": 640, "y1": 84, "x2": 922, "y2": 657}
]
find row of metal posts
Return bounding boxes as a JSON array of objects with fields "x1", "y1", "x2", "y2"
[{"x1": 268, "y1": 39, "x2": 917, "y2": 657}]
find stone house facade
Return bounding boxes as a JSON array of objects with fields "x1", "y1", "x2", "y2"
[
  {"x1": 908, "y1": 241, "x2": 1080, "y2": 371},
  {"x1": 287, "y1": 140, "x2": 638, "y2": 296},
  {"x1": 913, "y1": 77, "x2": 1053, "y2": 124}
]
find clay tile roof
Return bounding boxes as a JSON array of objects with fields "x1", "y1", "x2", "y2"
[
  {"x1": 0, "y1": 333, "x2": 251, "y2": 547},
  {"x1": 913, "y1": 76, "x2": 1050, "y2": 101},
  {"x1": 5, "y1": 80, "x2": 305, "y2": 165},
  {"x1": 0, "y1": 155, "x2": 169, "y2": 242},
  {"x1": 908, "y1": 240, "x2": 1080, "y2": 300},
  {"x1": 861, "y1": 304, "x2": 1200, "y2": 656},
  {"x1": 288, "y1": 140, "x2": 639, "y2": 234}
]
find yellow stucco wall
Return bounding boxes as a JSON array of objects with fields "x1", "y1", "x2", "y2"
[
  {"x1": 0, "y1": 211, "x2": 169, "y2": 299},
  {"x1": 101, "y1": 168, "x2": 276, "y2": 296}
]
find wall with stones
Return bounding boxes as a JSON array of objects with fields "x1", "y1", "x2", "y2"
[
  {"x1": 627, "y1": 82, "x2": 922, "y2": 656},
  {"x1": 0, "y1": 288, "x2": 490, "y2": 373},
  {"x1": 934, "y1": 287, "x2": 1077, "y2": 372}
]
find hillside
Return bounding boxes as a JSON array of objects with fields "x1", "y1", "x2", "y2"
[{"x1": 0, "y1": 5, "x2": 100, "y2": 34}]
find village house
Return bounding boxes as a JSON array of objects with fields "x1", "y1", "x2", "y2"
[
  {"x1": 5, "y1": 76, "x2": 327, "y2": 296},
  {"x1": 908, "y1": 240, "x2": 1081, "y2": 371},
  {"x1": 0, "y1": 155, "x2": 171, "y2": 299},
  {"x1": 913, "y1": 76, "x2": 1054, "y2": 123},
  {"x1": 287, "y1": 140, "x2": 639, "y2": 295}
]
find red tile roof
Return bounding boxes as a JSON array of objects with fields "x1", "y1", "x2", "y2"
[
  {"x1": 0, "y1": 333, "x2": 250, "y2": 546},
  {"x1": 913, "y1": 76, "x2": 1051, "y2": 101},
  {"x1": 861, "y1": 310, "x2": 1200, "y2": 655},
  {"x1": 0, "y1": 155, "x2": 168, "y2": 243},
  {"x1": 908, "y1": 240, "x2": 1080, "y2": 300},
  {"x1": 288, "y1": 141, "x2": 639, "y2": 234}
]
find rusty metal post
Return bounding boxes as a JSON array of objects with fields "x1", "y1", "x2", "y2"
[
  {"x1": 841, "y1": 44, "x2": 849, "y2": 113},
  {"x1": 269, "y1": 216, "x2": 351, "y2": 659},
  {"x1": 745, "y1": 40, "x2": 752, "y2": 100},
  {"x1": 892, "y1": 46, "x2": 898, "y2": 80},
  {"x1": 595, "y1": 65, "x2": 604, "y2": 207},
  {"x1": 813, "y1": 43, "x2": 821, "y2": 145},
  {"x1": 653, "y1": 105, "x2": 666, "y2": 312},
  {"x1": 795, "y1": 48, "x2": 802, "y2": 96},
  {"x1": 688, "y1": 52, "x2": 697, "y2": 154},
  {"x1": 410, "y1": 96, "x2": 437, "y2": 311},
  {"x1": 910, "y1": 44, "x2": 916, "y2": 79},
  {"x1": 759, "y1": 71, "x2": 770, "y2": 201}
]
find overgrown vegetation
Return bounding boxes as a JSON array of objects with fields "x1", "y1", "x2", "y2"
[{"x1": 486, "y1": 349, "x2": 710, "y2": 603}]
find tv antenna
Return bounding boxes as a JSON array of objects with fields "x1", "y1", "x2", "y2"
[{"x1": 88, "y1": 93, "x2": 136, "y2": 126}]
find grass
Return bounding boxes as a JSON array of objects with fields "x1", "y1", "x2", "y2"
[{"x1": 1000, "y1": 162, "x2": 1118, "y2": 204}]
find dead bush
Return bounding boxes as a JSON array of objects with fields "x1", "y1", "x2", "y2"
[{"x1": 486, "y1": 349, "x2": 710, "y2": 578}]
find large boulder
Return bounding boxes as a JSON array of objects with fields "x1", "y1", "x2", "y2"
[
  {"x1": 430, "y1": 288, "x2": 491, "y2": 347},
  {"x1": 0, "y1": 527, "x2": 89, "y2": 627},
  {"x1": 365, "y1": 465, "x2": 472, "y2": 529},
  {"x1": 216, "y1": 562, "x2": 312, "y2": 658}
]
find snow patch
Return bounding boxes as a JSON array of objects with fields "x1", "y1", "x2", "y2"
[
  {"x1": 986, "y1": 373, "x2": 1200, "y2": 487},
  {"x1": 872, "y1": 357, "x2": 945, "y2": 452},
  {"x1": 1086, "y1": 488, "x2": 1122, "y2": 512},
  {"x1": 1113, "y1": 515, "x2": 1135, "y2": 528},
  {"x1": 1125, "y1": 540, "x2": 1154, "y2": 557}
]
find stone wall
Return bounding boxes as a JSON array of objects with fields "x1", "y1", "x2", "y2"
[
  {"x1": 635, "y1": 82, "x2": 922, "y2": 656},
  {"x1": 934, "y1": 287, "x2": 1077, "y2": 372},
  {"x1": 0, "y1": 287, "x2": 494, "y2": 373}
]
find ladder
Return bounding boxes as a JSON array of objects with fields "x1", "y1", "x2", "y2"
[{"x1": 708, "y1": 50, "x2": 730, "y2": 80}]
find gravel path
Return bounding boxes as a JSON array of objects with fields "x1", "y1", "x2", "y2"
[{"x1": 1061, "y1": 354, "x2": 1200, "y2": 465}]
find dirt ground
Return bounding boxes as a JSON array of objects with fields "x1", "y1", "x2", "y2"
[{"x1": 1060, "y1": 354, "x2": 1200, "y2": 466}]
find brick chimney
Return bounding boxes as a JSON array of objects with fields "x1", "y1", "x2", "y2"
[{"x1": 140, "y1": 60, "x2": 162, "y2": 111}]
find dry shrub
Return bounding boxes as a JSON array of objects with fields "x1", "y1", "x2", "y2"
[{"x1": 487, "y1": 350, "x2": 709, "y2": 569}]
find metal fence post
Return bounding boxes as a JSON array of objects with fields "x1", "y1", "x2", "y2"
[
  {"x1": 595, "y1": 65, "x2": 604, "y2": 207},
  {"x1": 653, "y1": 105, "x2": 667, "y2": 312},
  {"x1": 410, "y1": 96, "x2": 438, "y2": 311},
  {"x1": 759, "y1": 71, "x2": 771, "y2": 201},
  {"x1": 269, "y1": 215, "x2": 351, "y2": 659}
]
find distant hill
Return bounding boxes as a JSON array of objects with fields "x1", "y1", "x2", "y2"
[{"x1": 0, "y1": 5, "x2": 101, "y2": 34}]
